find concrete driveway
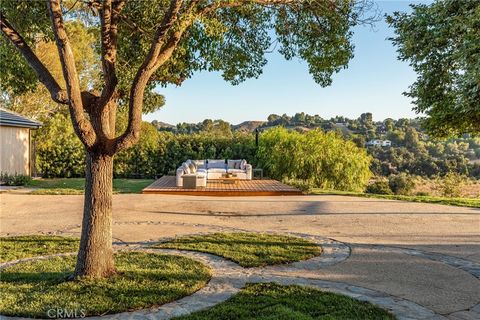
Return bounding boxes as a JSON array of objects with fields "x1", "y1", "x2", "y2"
[{"x1": 1, "y1": 193, "x2": 479, "y2": 319}]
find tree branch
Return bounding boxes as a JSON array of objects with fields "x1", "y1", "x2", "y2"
[
  {"x1": 47, "y1": 0, "x2": 96, "y2": 148},
  {"x1": 111, "y1": 0, "x2": 185, "y2": 153},
  {"x1": 99, "y1": 0, "x2": 124, "y2": 106},
  {"x1": 0, "y1": 11, "x2": 68, "y2": 104}
]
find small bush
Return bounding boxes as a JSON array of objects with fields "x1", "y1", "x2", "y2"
[
  {"x1": 388, "y1": 173, "x2": 415, "y2": 195},
  {"x1": 438, "y1": 172, "x2": 466, "y2": 198},
  {"x1": 0, "y1": 172, "x2": 31, "y2": 186},
  {"x1": 366, "y1": 178, "x2": 393, "y2": 195}
]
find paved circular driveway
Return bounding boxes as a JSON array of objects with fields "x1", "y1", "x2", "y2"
[{"x1": 1, "y1": 194, "x2": 479, "y2": 319}]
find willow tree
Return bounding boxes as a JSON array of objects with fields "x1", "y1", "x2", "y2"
[{"x1": 1, "y1": 0, "x2": 374, "y2": 278}]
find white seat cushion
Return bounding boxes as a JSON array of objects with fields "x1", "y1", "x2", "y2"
[
  {"x1": 227, "y1": 169, "x2": 245, "y2": 173},
  {"x1": 207, "y1": 168, "x2": 227, "y2": 173}
]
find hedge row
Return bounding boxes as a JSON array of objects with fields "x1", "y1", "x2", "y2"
[{"x1": 35, "y1": 115, "x2": 258, "y2": 179}]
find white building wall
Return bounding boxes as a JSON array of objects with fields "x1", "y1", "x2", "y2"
[{"x1": 0, "y1": 126, "x2": 30, "y2": 175}]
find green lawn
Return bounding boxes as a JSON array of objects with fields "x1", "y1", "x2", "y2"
[
  {"x1": 175, "y1": 282, "x2": 395, "y2": 320},
  {"x1": 310, "y1": 189, "x2": 480, "y2": 208},
  {"x1": 154, "y1": 232, "x2": 321, "y2": 267},
  {"x1": 0, "y1": 252, "x2": 211, "y2": 318},
  {"x1": 0, "y1": 236, "x2": 79, "y2": 263},
  {"x1": 27, "y1": 178, "x2": 154, "y2": 194}
]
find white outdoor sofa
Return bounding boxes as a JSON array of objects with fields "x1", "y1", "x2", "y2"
[{"x1": 176, "y1": 159, "x2": 252, "y2": 187}]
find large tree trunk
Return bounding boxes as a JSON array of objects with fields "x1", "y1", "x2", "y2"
[{"x1": 74, "y1": 151, "x2": 115, "y2": 278}]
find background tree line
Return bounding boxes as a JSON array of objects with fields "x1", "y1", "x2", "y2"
[
  {"x1": 32, "y1": 110, "x2": 480, "y2": 179},
  {"x1": 153, "y1": 111, "x2": 480, "y2": 180}
]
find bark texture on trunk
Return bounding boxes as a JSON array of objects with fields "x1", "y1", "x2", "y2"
[{"x1": 74, "y1": 151, "x2": 115, "y2": 278}]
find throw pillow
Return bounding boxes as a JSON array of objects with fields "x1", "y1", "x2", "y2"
[
  {"x1": 227, "y1": 160, "x2": 237, "y2": 169},
  {"x1": 188, "y1": 162, "x2": 196, "y2": 173},
  {"x1": 240, "y1": 159, "x2": 247, "y2": 170},
  {"x1": 182, "y1": 163, "x2": 190, "y2": 174}
]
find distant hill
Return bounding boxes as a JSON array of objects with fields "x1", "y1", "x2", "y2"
[
  {"x1": 151, "y1": 120, "x2": 174, "y2": 130},
  {"x1": 232, "y1": 121, "x2": 266, "y2": 132},
  {"x1": 331, "y1": 122, "x2": 353, "y2": 135},
  {"x1": 257, "y1": 124, "x2": 313, "y2": 132}
]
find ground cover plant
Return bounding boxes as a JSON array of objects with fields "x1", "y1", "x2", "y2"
[
  {"x1": 0, "y1": 236, "x2": 79, "y2": 263},
  {"x1": 175, "y1": 282, "x2": 396, "y2": 320},
  {"x1": 27, "y1": 178, "x2": 154, "y2": 194},
  {"x1": 0, "y1": 172, "x2": 31, "y2": 186},
  {"x1": 0, "y1": 252, "x2": 211, "y2": 318},
  {"x1": 154, "y1": 233, "x2": 321, "y2": 267}
]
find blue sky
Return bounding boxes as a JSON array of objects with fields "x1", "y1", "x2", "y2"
[{"x1": 145, "y1": 1, "x2": 427, "y2": 125}]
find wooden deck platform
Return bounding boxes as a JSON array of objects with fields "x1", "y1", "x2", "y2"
[{"x1": 142, "y1": 176, "x2": 302, "y2": 196}]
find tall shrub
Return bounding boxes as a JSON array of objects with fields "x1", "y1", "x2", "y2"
[
  {"x1": 438, "y1": 172, "x2": 466, "y2": 198},
  {"x1": 388, "y1": 173, "x2": 415, "y2": 195},
  {"x1": 257, "y1": 127, "x2": 372, "y2": 191},
  {"x1": 114, "y1": 122, "x2": 167, "y2": 178},
  {"x1": 35, "y1": 113, "x2": 85, "y2": 178}
]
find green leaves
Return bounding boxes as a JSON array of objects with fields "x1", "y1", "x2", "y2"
[
  {"x1": 0, "y1": 0, "x2": 52, "y2": 95},
  {"x1": 275, "y1": 1, "x2": 356, "y2": 86},
  {"x1": 257, "y1": 127, "x2": 372, "y2": 191},
  {"x1": 114, "y1": 122, "x2": 165, "y2": 178},
  {"x1": 2, "y1": 0, "x2": 370, "y2": 137},
  {"x1": 114, "y1": 0, "x2": 361, "y2": 88},
  {"x1": 35, "y1": 113, "x2": 85, "y2": 178},
  {"x1": 388, "y1": 0, "x2": 480, "y2": 137}
]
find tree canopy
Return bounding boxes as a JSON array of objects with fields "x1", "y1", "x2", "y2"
[
  {"x1": 2, "y1": 21, "x2": 98, "y2": 120},
  {"x1": 387, "y1": 0, "x2": 480, "y2": 137},
  {"x1": 1, "y1": 1, "x2": 375, "y2": 110}
]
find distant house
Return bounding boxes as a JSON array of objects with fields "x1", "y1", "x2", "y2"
[
  {"x1": 0, "y1": 109, "x2": 41, "y2": 176},
  {"x1": 366, "y1": 139, "x2": 392, "y2": 147},
  {"x1": 382, "y1": 140, "x2": 392, "y2": 147}
]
